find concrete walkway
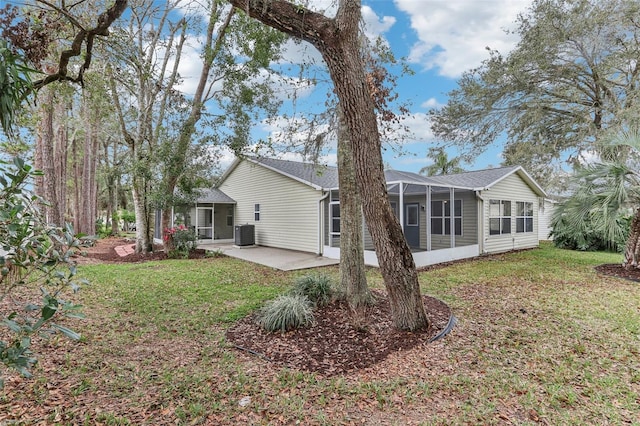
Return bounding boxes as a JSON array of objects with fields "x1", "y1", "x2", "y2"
[{"x1": 198, "y1": 242, "x2": 339, "y2": 271}]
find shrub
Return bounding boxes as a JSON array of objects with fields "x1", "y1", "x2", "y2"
[
  {"x1": 163, "y1": 224, "x2": 197, "y2": 259},
  {"x1": 257, "y1": 294, "x2": 314, "y2": 332},
  {"x1": 0, "y1": 158, "x2": 85, "y2": 386},
  {"x1": 551, "y1": 209, "x2": 630, "y2": 252},
  {"x1": 289, "y1": 273, "x2": 334, "y2": 308}
]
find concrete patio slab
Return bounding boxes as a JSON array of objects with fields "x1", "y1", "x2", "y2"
[{"x1": 198, "y1": 242, "x2": 339, "y2": 271}]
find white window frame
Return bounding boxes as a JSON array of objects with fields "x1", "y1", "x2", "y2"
[
  {"x1": 516, "y1": 201, "x2": 534, "y2": 233},
  {"x1": 329, "y1": 190, "x2": 340, "y2": 236},
  {"x1": 489, "y1": 199, "x2": 511, "y2": 235},
  {"x1": 254, "y1": 203, "x2": 260, "y2": 221}
]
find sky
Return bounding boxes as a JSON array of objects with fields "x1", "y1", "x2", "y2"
[
  {"x1": 203, "y1": 0, "x2": 534, "y2": 174},
  {"x1": 0, "y1": 0, "x2": 534, "y2": 174}
]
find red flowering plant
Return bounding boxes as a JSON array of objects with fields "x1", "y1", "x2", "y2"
[{"x1": 163, "y1": 224, "x2": 197, "y2": 258}]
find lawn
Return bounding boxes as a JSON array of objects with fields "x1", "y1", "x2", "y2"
[{"x1": 1, "y1": 243, "x2": 639, "y2": 425}]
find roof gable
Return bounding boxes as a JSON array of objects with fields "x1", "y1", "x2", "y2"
[
  {"x1": 425, "y1": 166, "x2": 546, "y2": 196},
  {"x1": 218, "y1": 156, "x2": 339, "y2": 190}
]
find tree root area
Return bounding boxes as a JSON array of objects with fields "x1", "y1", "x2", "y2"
[
  {"x1": 595, "y1": 263, "x2": 640, "y2": 282},
  {"x1": 225, "y1": 291, "x2": 451, "y2": 376}
]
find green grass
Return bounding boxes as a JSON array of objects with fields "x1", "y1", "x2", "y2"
[{"x1": 2, "y1": 243, "x2": 639, "y2": 425}]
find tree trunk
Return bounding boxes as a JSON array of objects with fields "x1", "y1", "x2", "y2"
[
  {"x1": 337, "y1": 105, "x2": 370, "y2": 321},
  {"x1": 228, "y1": 0, "x2": 428, "y2": 330},
  {"x1": 53, "y1": 95, "x2": 68, "y2": 224},
  {"x1": 37, "y1": 86, "x2": 63, "y2": 225},
  {"x1": 132, "y1": 178, "x2": 153, "y2": 253},
  {"x1": 71, "y1": 134, "x2": 81, "y2": 232},
  {"x1": 78, "y1": 103, "x2": 99, "y2": 235},
  {"x1": 623, "y1": 207, "x2": 640, "y2": 269}
]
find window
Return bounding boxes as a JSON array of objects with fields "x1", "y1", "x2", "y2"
[
  {"x1": 330, "y1": 190, "x2": 340, "y2": 235},
  {"x1": 406, "y1": 204, "x2": 419, "y2": 226},
  {"x1": 254, "y1": 204, "x2": 260, "y2": 221},
  {"x1": 226, "y1": 206, "x2": 233, "y2": 227},
  {"x1": 516, "y1": 201, "x2": 533, "y2": 233},
  {"x1": 489, "y1": 199, "x2": 511, "y2": 235},
  {"x1": 430, "y1": 199, "x2": 462, "y2": 236}
]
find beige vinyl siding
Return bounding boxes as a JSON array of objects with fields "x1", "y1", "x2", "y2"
[
  {"x1": 482, "y1": 173, "x2": 539, "y2": 254},
  {"x1": 538, "y1": 199, "x2": 555, "y2": 240},
  {"x1": 219, "y1": 160, "x2": 321, "y2": 253}
]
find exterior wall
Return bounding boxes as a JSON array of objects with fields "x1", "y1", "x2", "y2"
[
  {"x1": 219, "y1": 160, "x2": 322, "y2": 253},
  {"x1": 538, "y1": 199, "x2": 556, "y2": 240},
  {"x1": 481, "y1": 173, "x2": 540, "y2": 254}
]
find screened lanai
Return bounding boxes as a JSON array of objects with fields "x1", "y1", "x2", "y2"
[
  {"x1": 323, "y1": 174, "x2": 480, "y2": 268},
  {"x1": 154, "y1": 188, "x2": 236, "y2": 244}
]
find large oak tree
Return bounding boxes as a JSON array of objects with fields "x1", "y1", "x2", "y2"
[{"x1": 226, "y1": 0, "x2": 429, "y2": 330}]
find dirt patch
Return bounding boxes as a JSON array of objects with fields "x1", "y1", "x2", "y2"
[
  {"x1": 73, "y1": 237, "x2": 208, "y2": 264},
  {"x1": 226, "y1": 293, "x2": 451, "y2": 376},
  {"x1": 595, "y1": 263, "x2": 640, "y2": 282}
]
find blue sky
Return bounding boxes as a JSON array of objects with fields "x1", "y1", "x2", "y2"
[
  {"x1": 2, "y1": 0, "x2": 533, "y2": 175},
  {"x1": 210, "y1": 0, "x2": 534, "y2": 174}
]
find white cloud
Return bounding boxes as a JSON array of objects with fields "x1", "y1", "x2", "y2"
[
  {"x1": 383, "y1": 112, "x2": 435, "y2": 145},
  {"x1": 361, "y1": 5, "x2": 396, "y2": 39},
  {"x1": 420, "y1": 97, "x2": 444, "y2": 109},
  {"x1": 395, "y1": 0, "x2": 530, "y2": 78},
  {"x1": 579, "y1": 150, "x2": 601, "y2": 165}
]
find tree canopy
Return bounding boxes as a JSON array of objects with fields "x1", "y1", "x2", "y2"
[{"x1": 429, "y1": 0, "x2": 640, "y2": 186}]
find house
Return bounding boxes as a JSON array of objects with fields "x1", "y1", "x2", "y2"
[
  {"x1": 538, "y1": 198, "x2": 558, "y2": 241},
  {"x1": 158, "y1": 156, "x2": 548, "y2": 268}
]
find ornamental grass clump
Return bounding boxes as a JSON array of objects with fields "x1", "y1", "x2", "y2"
[
  {"x1": 257, "y1": 294, "x2": 314, "y2": 332},
  {"x1": 289, "y1": 273, "x2": 334, "y2": 308}
]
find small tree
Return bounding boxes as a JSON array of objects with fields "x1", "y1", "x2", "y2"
[{"x1": 0, "y1": 158, "x2": 85, "y2": 386}]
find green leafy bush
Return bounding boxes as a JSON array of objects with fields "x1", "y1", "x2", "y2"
[
  {"x1": 289, "y1": 273, "x2": 334, "y2": 308},
  {"x1": 163, "y1": 224, "x2": 198, "y2": 259},
  {"x1": 0, "y1": 158, "x2": 85, "y2": 387},
  {"x1": 257, "y1": 294, "x2": 314, "y2": 332}
]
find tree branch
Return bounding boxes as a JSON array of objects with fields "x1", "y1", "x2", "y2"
[{"x1": 32, "y1": 0, "x2": 128, "y2": 89}]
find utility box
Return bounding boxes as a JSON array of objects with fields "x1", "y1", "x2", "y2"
[{"x1": 234, "y1": 224, "x2": 255, "y2": 246}]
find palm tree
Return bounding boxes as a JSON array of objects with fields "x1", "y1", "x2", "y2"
[
  {"x1": 552, "y1": 129, "x2": 640, "y2": 269},
  {"x1": 419, "y1": 147, "x2": 464, "y2": 176}
]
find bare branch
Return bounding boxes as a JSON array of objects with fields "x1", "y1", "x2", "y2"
[{"x1": 32, "y1": 0, "x2": 128, "y2": 89}]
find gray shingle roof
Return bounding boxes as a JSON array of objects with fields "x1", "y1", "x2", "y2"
[
  {"x1": 247, "y1": 156, "x2": 339, "y2": 189},
  {"x1": 424, "y1": 165, "x2": 522, "y2": 189},
  {"x1": 195, "y1": 188, "x2": 235, "y2": 203},
  {"x1": 225, "y1": 157, "x2": 544, "y2": 196}
]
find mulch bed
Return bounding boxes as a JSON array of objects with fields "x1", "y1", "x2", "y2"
[
  {"x1": 595, "y1": 263, "x2": 640, "y2": 282},
  {"x1": 225, "y1": 291, "x2": 452, "y2": 376},
  {"x1": 74, "y1": 237, "x2": 208, "y2": 264}
]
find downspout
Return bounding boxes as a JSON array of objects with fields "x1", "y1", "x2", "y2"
[
  {"x1": 475, "y1": 190, "x2": 485, "y2": 254},
  {"x1": 450, "y1": 187, "x2": 455, "y2": 248},
  {"x1": 426, "y1": 185, "x2": 432, "y2": 251},
  {"x1": 318, "y1": 191, "x2": 330, "y2": 255}
]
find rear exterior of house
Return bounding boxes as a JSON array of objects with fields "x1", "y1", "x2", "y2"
[
  {"x1": 217, "y1": 159, "x2": 324, "y2": 253},
  {"x1": 477, "y1": 172, "x2": 541, "y2": 254},
  {"x1": 538, "y1": 198, "x2": 557, "y2": 240},
  {"x1": 167, "y1": 157, "x2": 548, "y2": 268}
]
